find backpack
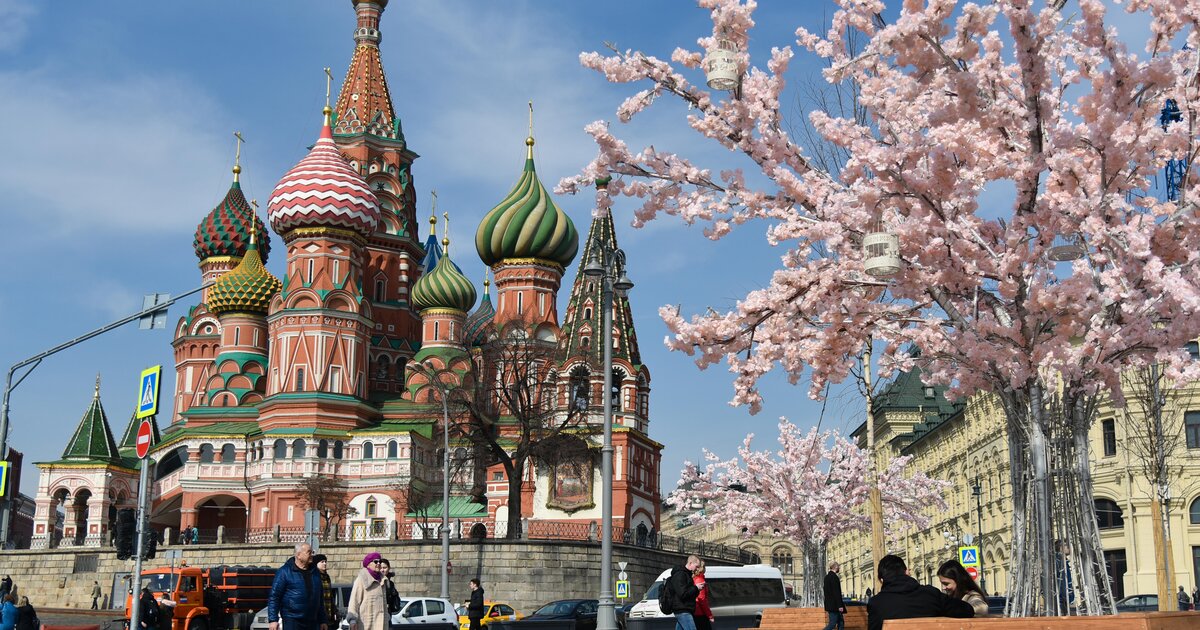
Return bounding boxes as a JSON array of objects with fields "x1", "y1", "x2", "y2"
[
  {"x1": 658, "y1": 575, "x2": 674, "y2": 615},
  {"x1": 386, "y1": 581, "x2": 402, "y2": 615}
]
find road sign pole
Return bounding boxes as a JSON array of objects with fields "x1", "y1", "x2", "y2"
[{"x1": 129, "y1": 459, "x2": 149, "y2": 630}]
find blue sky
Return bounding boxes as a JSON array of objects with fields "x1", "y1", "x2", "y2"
[{"x1": 0, "y1": 0, "x2": 878, "y2": 494}]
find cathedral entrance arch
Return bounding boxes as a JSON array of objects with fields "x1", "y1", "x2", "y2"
[
  {"x1": 195, "y1": 495, "x2": 248, "y2": 542},
  {"x1": 70, "y1": 489, "x2": 93, "y2": 546}
]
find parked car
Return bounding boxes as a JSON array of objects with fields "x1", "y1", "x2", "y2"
[
  {"x1": 393, "y1": 597, "x2": 458, "y2": 626},
  {"x1": 985, "y1": 596, "x2": 1007, "y2": 615},
  {"x1": 1116, "y1": 594, "x2": 1159, "y2": 613},
  {"x1": 252, "y1": 584, "x2": 353, "y2": 630},
  {"x1": 521, "y1": 599, "x2": 598, "y2": 630},
  {"x1": 456, "y1": 601, "x2": 522, "y2": 630}
]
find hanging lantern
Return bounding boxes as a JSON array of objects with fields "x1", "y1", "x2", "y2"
[
  {"x1": 704, "y1": 37, "x2": 741, "y2": 91},
  {"x1": 1047, "y1": 233, "x2": 1085, "y2": 262},
  {"x1": 863, "y1": 231, "x2": 902, "y2": 277}
]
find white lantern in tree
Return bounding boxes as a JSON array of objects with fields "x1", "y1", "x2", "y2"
[
  {"x1": 704, "y1": 38, "x2": 741, "y2": 91},
  {"x1": 1047, "y1": 233, "x2": 1085, "y2": 262},
  {"x1": 863, "y1": 231, "x2": 902, "y2": 278}
]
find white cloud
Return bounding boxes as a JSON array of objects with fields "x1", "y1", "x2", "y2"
[
  {"x1": 0, "y1": 68, "x2": 230, "y2": 235},
  {"x1": 0, "y1": 0, "x2": 34, "y2": 52}
]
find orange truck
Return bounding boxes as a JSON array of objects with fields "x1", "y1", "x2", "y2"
[{"x1": 125, "y1": 565, "x2": 277, "y2": 630}]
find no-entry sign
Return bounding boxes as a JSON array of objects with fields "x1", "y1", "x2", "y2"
[
  {"x1": 966, "y1": 566, "x2": 979, "y2": 581},
  {"x1": 136, "y1": 419, "x2": 154, "y2": 459}
]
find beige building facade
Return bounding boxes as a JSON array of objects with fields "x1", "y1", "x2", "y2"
[{"x1": 829, "y1": 367, "x2": 1200, "y2": 603}]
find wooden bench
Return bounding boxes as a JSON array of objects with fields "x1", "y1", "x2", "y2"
[
  {"x1": 742, "y1": 607, "x2": 868, "y2": 630},
  {"x1": 882, "y1": 611, "x2": 1198, "y2": 630}
]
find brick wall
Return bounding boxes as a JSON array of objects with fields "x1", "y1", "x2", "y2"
[{"x1": 0, "y1": 539, "x2": 702, "y2": 615}]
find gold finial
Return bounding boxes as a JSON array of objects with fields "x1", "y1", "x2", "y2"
[
  {"x1": 249, "y1": 220, "x2": 258, "y2": 247},
  {"x1": 483, "y1": 269, "x2": 491, "y2": 293},
  {"x1": 323, "y1": 67, "x2": 334, "y2": 123},
  {"x1": 429, "y1": 190, "x2": 438, "y2": 235},
  {"x1": 94, "y1": 373, "x2": 101, "y2": 397},
  {"x1": 233, "y1": 131, "x2": 245, "y2": 182},
  {"x1": 443, "y1": 211, "x2": 450, "y2": 255},
  {"x1": 526, "y1": 101, "x2": 535, "y2": 154}
]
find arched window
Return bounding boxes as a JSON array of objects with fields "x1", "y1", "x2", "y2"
[
  {"x1": 292, "y1": 439, "x2": 307, "y2": 459},
  {"x1": 1191, "y1": 498, "x2": 1200, "y2": 525},
  {"x1": 377, "y1": 355, "x2": 390, "y2": 380},
  {"x1": 317, "y1": 440, "x2": 329, "y2": 459},
  {"x1": 569, "y1": 366, "x2": 590, "y2": 411},
  {"x1": 273, "y1": 439, "x2": 288, "y2": 459},
  {"x1": 198, "y1": 444, "x2": 215, "y2": 464},
  {"x1": 334, "y1": 441, "x2": 344, "y2": 459},
  {"x1": 363, "y1": 442, "x2": 375, "y2": 460},
  {"x1": 772, "y1": 549, "x2": 794, "y2": 575},
  {"x1": 611, "y1": 368, "x2": 625, "y2": 407},
  {"x1": 375, "y1": 280, "x2": 385, "y2": 302},
  {"x1": 388, "y1": 441, "x2": 398, "y2": 458},
  {"x1": 220, "y1": 444, "x2": 237, "y2": 463},
  {"x1": 1095, "y1": 498, "x2": 1124, "y2": 529}
]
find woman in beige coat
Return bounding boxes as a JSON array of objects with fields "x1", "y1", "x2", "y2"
[{"x1": 348, "y1": 552, "x2": 389, "y2": 630}]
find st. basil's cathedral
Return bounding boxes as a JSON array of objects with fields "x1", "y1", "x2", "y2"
[{"x1": 29, "y1": 0, "x2": 662, "y2": 549}]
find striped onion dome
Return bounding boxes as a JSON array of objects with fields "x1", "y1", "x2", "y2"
[
  {"x1": 411, "y1": 250, "x2": 477, "y2": 313},
  {"x1": 195, "y1": 181, "x2": 271, "y2": 263},
  {"x1": 267, "y1": 118, "x2": 380, "y2": 239},
  {"x1": 207, "y1": 233, "x2": 282, "y2": 315},
  {"x1": 464, "y1": 277, "x2": 495, "y2": 346},
  {"x1": 475, "y1": 137, "x2": 578, "y2": 267}
]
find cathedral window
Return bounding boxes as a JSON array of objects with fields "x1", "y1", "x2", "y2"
[
  {"x1": 292, "y1": 439, "x2": 307, "y2": 459},
  {"x1": 333, "y1": 441, "x2": 344, "y2": 459},
  {"x1": 317, "y1": 440, "x2": 329, "y2": 459},
  {"x1": 434, "y1": 321, "x2": 440, "y2": 340},
  {"x1": 330, "y1": 366, "x2": 343, "y2": 392},
  {"x1": 199, "y1": 444, "x2": 215, "y2": 464},
  {"x1": 611, "y1": 368, "x2": 624, "y2": 407},
  {"x1": 538, "y1": 292, "x2": 545, "y2": 316},
  {"x1": 388, "y1": 441, "x2": 398, "y2": 458},
  {"x1": 363, "y1": 442, "x2": 375, "y2": 460},
  {"x1": 333, "y1": 260, "x2": 341, "y2": 282},
  {"x1": 375, "y1": 280, "x2": 385, "y2": 301},
  {"x1": 295, "y1": 368, "x2": 306, "y2": 392},
  {"x1": 569, "y1": 366, "x2": 590, "y2": 411},
  {"x1": 584, "y1": 307, "x2": 592, "y2": 320},
  {"x1": 517, "y1": 292, "x2": 524, "y2": 313},
  {"x1": 307, "y1": 259, "x2": 314, "y2": 283},
  {"x1": 273, "y1": 439, "x2": 287, "y2": 459},
  {"x1": 220, "y1": 444, "x2": 236, "y2": 463},
  {"x1": 233, "y1": 328, "x2": 240, "y2": 346},
  {"x1": 582, "y1": 336, "x2": 590, "y2": 350},
  {"x1": 366, "y1": 498, "x2": 378, "y2": 517}
]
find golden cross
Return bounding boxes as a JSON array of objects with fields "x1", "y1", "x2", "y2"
[
  {"x1": 528, "y1": 100, "x2": 534, "y2": 138},
  {"x1": 443, "y1": 211, "x2": 450, "y2": 255},
  {"x1": 429, "y1": 190, "x2": 438, "y2": 235},
  {"x1": 324, "y1": 67, "x2": 333, "y2": 108}
]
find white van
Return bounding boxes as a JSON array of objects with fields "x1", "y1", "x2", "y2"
[{"x1": 627, "y1": 564, "x2": 787, "y2": 620}]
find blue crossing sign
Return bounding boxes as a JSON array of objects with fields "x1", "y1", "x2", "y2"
[
  {"x1": 616, "y1": 580, "x2": 630, "y2": 599},
  {"x1": 136, "y1": 365, "x2": 163, "y2": 419},
  {"x1": 959, "y1": 546, "x2": 980, "y2": 567}
]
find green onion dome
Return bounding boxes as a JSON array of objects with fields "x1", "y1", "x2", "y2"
[
  {"x1": 411, "y1": 248, "x2": 477, "y2": 313},
  {"x1": 475, "y1": 137, "x2": 578, "y2": 267},
  {"x1": 207, "y1": 233, "x2": 282, "y2": 315},
  {"x1": 195, "y1": 180, "x2": 271, "y2": 263}
]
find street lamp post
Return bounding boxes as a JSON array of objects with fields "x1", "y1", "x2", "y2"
[
  {"x1": 583, "y1": 243, "x2": 633, "y2": 630},
  {"x1": 972, "y1": 478, "x2": 985, "y2": 594}
]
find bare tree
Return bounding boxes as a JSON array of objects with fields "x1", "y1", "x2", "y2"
[
  {"x1": 297, "y1": 476, "x2": 353, "y2": 540},
  {"x1": 450, "y1": 318, "x2": 595, "y2": 539}
]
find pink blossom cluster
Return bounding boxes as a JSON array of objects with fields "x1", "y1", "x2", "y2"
[
  {"x1": 666, "y1": 418, "x2": 948, "y2": 546},
  {"x1": 560, "y1": 0, "x2": 1200, "y2": 413}
]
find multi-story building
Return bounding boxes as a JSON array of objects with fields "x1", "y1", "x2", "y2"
[
  {"x1": 30, "y1": 0, "x2": 662, "y2": 549},
  {"x1": 828, "y1": 365, "x2": 1200, "y2": 601}
]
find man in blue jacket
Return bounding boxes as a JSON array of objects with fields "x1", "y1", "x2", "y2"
[{"x1": 269, "y1": 542, "x2": 327, "y2": 630}]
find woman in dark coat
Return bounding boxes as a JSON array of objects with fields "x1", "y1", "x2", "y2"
[{"x1": 14, "y1": 596, "x2": 36, "y2": 630}]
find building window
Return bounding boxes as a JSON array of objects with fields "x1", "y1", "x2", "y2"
[
  {"x1": 1102, "y1": 419, "x2": 1117, "y2": 457},
  {"x1": 1188, "y1": 341, "x2": 1199, "y2": 360},
  {"x1": 366, "y1": 498, "x2": 377, "y2": 517},
  {"x1": 388, "y1": 441, "x2": 398, "y2": 458},
  {"x1": 584, "y1": 307, "x2": 592, "y2": 320},
  {"x1": 317, "y1": 440, "x2": 329, "y2": 459},
  {"x1": 292, "y1": 439, "x2": 307, "y2": 459},
  {"x1": 375, "y1": 280, "x2": 385, "y2": 301},
  {"x1": 1095, "y1": 498, "x2": 1124, "y2": 530},
  {"x1": 333, "y1": 441, "x2": 344, "y2": 459},
  {"x1": 772, "y1": 550, "x2": 794, "y2": 575},
  {"x1": 199, "y1": 444, "x2": 215, "y2": 464},
  {"x1": 330, "y1": 366, "x2": 342, "y2": 392},
  {"x1": 295, "y1": 367, "x2": 306, "y2": 392},
  {"x1": 273, "y1": 439, "x2": 287, "y2": 459},
  {"x1": 363, "y1": 442, "x2": 374, "y2": 460},
  {"x1": 1191, "y1": 498, "x2": 1200, "y2": 525},
  {"x1": 220, "y1": 444, "x2": 237, "y2": 463},
  {"x1": 1105, "y1": 549, "x2": 1128, "y2": 601},
  {"x1": 569, "y1": 366, "x2": 590, "y2": 411},
  {"x1": 1187, "y1": 412, "x2": 1200, "y2": 449}
]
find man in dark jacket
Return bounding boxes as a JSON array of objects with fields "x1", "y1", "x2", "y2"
[
  {"x1": 822, "y1": 562, "x2": 845, "y2": 630},
  {"x1": 467, "y1": 579, "x2": 485, "y2": 630},
  {"x1": 269, "y1": 542, "x2": 328, "y2": 630},
  {"x1": 867, "y1": 555, "x2": 972, "y2": 630},
  {"x1": 666, "y1": 555, "x2": 701, "y2": 630}
]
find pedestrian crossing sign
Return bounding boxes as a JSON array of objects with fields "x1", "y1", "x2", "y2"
[
  {"x1": 136, "y1": 365, "x2": 162, "y2": 419},
  {"x1": 0, "y1": 462, "x2": 9, "y2": 497},
  {"x1": 616, "y1": 580, "x2": 629, "y2": 599},
  {"x1": 959, "y1": 546, "x2": 980, "y2": 567}
]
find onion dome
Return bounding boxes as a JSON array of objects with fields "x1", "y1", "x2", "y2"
[
  {"x1": 464, "y1": 273, "x2": 495, "y2": 345},
  {"x1": 411, "y1": 239, "x2": 477, "y2": 312},
  {"x1": 475, "y1": 135, "x2": 578, "y2": 267},
  {"x1": 207, "y1": 230, "x2": 282, "y2": 315},
  {"x1": 268, "y1": 113, "x2": 380, "y2": 239},
  {"x1": 194, "y1": 178, "x2": 271, "y2": 263}
]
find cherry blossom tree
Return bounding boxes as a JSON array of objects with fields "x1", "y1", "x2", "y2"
[
  {"x1": 667, "y1": 419, "x2": 947, "y2": 606},
  {"x1": 561, "y1": 0, "x2": 1200, "y2": 616}
]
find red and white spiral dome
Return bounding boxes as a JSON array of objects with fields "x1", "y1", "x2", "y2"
[{"x1": 267, "y1": 122, "x2": 379, "y2": 239}]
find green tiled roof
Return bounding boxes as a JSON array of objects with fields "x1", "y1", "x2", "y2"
[
  {"x1": 119, "y1": 412, "x2": 160, "y2": 450},
  {"x1": 406, "y1": 496, "x2": 487, "y2": 518},
  {"x1": 61, "y1": 382, "x2": 121, "y2": 463}
]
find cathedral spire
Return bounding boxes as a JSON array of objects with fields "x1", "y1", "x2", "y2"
[
  {"x1": 61, "y1": 377, "x2": 121, "y2": 463},
  {"x1": 333, "y1": 0, "x2": 401, "y2": 141}
]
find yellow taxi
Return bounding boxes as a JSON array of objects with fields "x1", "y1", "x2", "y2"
[{"x1": 456, "y1": 601, "x2": 522, "y2": 630}]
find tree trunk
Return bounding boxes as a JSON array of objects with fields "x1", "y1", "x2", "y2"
[
  {"x1": 504, "y1": 459, "x2": 524, "y2": 539},
  {"x1": 800, "y1": 537, "x2": 825, "y2": 608}
]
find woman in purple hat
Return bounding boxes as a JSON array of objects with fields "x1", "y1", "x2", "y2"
[{"x1": 348, "y1": 552, "x2": 388, "y2": 630}]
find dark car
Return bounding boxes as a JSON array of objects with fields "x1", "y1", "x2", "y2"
[
  {"x1": 985, "y1": 596, "x2": 1007, "y2": 615},
  {"x1": 841, "y1": 598, "x2": 866, "y2": 607},
  {"x1": 522, "y1": 600, "x2": 599, "y2": 630},
  {"x1": 1116, "y1": 594, "x2": 1159, "y2": 613}
]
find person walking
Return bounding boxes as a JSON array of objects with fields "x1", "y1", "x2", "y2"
[
  {"x1": 0, "y1": 595, "x2": 17, "y2": 630},
  {"x1": 822, "y1": 562, "x2": 845, "y2": 630},
  {"x1": 268, "y1": 542, "x2": 327, "y2": 630},
  {"x1": 867, "y1": 555, "x2": 973, "y2": 630},
  {"x1": 378, "y1": 559, "x2": 400, "y2": 617},
  {"x1": 1178, "y1": 586, "x2": 1192, "y2": 612},
  {"x1": 91, "y1": 581, "x2": 102, "y2": 610},
  {"x1": 314, "y1": 555, "x2": 338, "y2": 628},
  {"x1": 0, "y1": 577, "x2": 11, "y2": 601},
  {"x1": 14, "y1": 596, "x2": 36, "y2": 630},
  {"x1": 665, "y1": 555, "x2": 701, "y2": 630},
  {"x1": 467, "y1": 580, "x2": 485, "y2": 630},
  {"x1": 136, "y1": 588, "x2": 159, "y2": 630},
  {"x1": 691, "y1": 561, "x2": 713, "y2": 630},
  {"x1": 936, "y1": 560, "x2": 988, "y2": 617},
  {"x1": 348, "y1": 553, "x2": 388, "y2": 630}
]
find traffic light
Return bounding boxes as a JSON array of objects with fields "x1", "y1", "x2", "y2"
[
  {"x1": 115, "y1": 509, "x2": 136, "y2": 560},
  {"x1": 142, "y1": 520, "x2": 158, "y2": 560}
]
